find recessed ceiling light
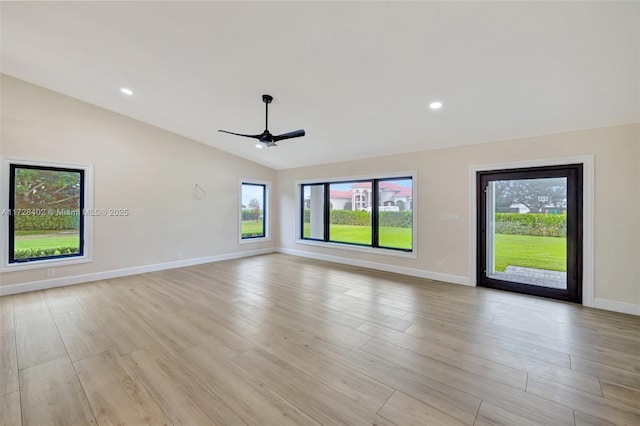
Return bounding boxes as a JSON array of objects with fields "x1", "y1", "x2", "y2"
[
  {"x1": 429, "y1": 101, "x2": 443, "y2": 110},
  {"x1": 120, "y1": 87, "x2": 133, "y2": 96},
  {"x1": 255, "y1": 143, "x2": 264, "y2": 149}
]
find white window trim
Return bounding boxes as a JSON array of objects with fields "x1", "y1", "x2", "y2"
[
  {"x1": 239, "y1": 179, "x2": 271, "y2": 244},
  {"x1": 295, "y1": 171, "x2": 418, "y2": 259},
  {"x1": 1, "y1": 158, "x2": 94, "y2": 272}
]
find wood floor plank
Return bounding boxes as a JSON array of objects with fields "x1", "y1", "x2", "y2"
[
  {"x1": 234, "y1": 298, "x2": 372, "y2": 350},
  {"x1": 12, "y1": 291, "x2": 48, "y2": 319},
  {"x1": 125, "y1": 344, "x2": 246, "y2": 425},
  {"x1": 526, "y1": 374, "x2": 640, "y2": 425},
  {"x1": 68, "y1": 283, "x2": 113, "y2": 312},
  {"x1": 85, "y1": 307, "x2": 156, "y2": 355},
  {"x1": 474, "y1": 401, "x2": 546, "y2": 426},
  {"x1": 0, "y1": 329, "x2": 18, "y2": 396},
  {"x1": 600, "y1": 380, "x2": 640, "y2": 410},
  {"x1": 236, "y1": 289, "x2": 367, "y2": 330},
  {"x1": 358, "y1": 322, "x2": 528, "y2": 390},
  {"x1": 573, "y1": 411, "x2": 618, "y2": 426},
  {"x1": 43, "y1": 287, "x2": 84, "y2": 315},
  {"x1": 232, "y1": 347, "x2": 396, "y2": 425},
  {"x1": 120, "y1": 285, "x2": 183, "y2": 313},
  {"x1": 190, "y1": 298, "x2": 264, "y2": 337},
  {"x1": 53, "y1": 311, "x2": 112, "y2": 362},
  {"x1": 15, "y1": 312, "x2": 67, "y2": 370},
  {"x1": 362, "y1": 338, "x2": 574, "y2": 425},
  {"x1": 405, "y1": 318, "x2": 572, "y2": 368},
  {"x1": 571, "y1": 355, "x2": 640, "y2": 390},
  {"x1": 256, "y1": 323, "x2": 482, "y2": 425},
  {"x1": 0, "y1": 296, "x2": 14, "y2": 330},
  {"x1": 359, "y1": 321, "x2": 602, "y2": 395},
  {"x1": 113, "y1": 302, "x2": 199, "y2": 354},
  {"x1": 377, "y1": 390, "x2": 468, "y2": 426},
  {"x1": 491, "y1": 315, "x2": 640, "y2": 370},
  {"x1": 179, "y1": 346, "x2": 320, "y2": 426},
  {"x1": 248, "y1": 326, "x2": 394, "y2": 412},
  {"x1": 74, "y1": 350, "x2": 170, "y2": 426},
  {"x1": 321, "y1": 293, "x2": 414, "y2": 331},
  {"x1": 171, "y1": 308, "x2": 254, "y2": 357},
  {"x1": 20, "y1": 357, "x2": 96, "y2": 425},
  {"x1": 0, "y1": 391, "x2": 21, "y2": 426}
]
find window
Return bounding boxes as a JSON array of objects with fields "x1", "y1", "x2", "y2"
[
  {"x1": 378, "y1": 178, "x2": 413, "y2": 250},
  {"x1": 300, "y1": 176, "x2": 414, "y2": 252},
  {"x1": 302, "y1": 184, "x2": 325, "y2": 240},
  {"x1": 8, "y1": 164, "x2": 85, "y2": 264},
  {"x1": 330, "y1": 181, "x2": 372, "y2": 245},
  {"x1": 241, "y1": 182, "x2": 267, "y2": 240}
]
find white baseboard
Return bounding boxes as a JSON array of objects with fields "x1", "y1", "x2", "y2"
[
  {"x1": 277, "y1": 247, "x2": 471, "y2": 286},
  {"x1": 594, "y1": 298, "x2": 640, "y2": 316},
  {"x1": 0, "y1": 248, "x2": 276, "y2": 296}
]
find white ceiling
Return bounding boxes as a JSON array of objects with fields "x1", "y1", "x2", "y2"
[{"x1": 2, "y1": 2, "x2": 638, "y2": 170}]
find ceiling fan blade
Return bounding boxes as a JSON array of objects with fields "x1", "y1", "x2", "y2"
[
  {"x1": 273, "y1": 129, "x2": 305, "y2": 142},
  {"x1": 218, "y1": 129, "x2": 262, "y2": 139}
]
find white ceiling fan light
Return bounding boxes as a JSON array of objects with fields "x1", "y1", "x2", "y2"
[{"x1": 120, "y1": 87, "x2": 133, "y2": 96}]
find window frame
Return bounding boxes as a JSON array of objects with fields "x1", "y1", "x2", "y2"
[
  {"x1": 300, "y1": 183, "x2": 326, "y2": 242},
  {"x1": 297, "y1": 172, "x2": 417, "y2": 258},
  {"x1": 239, "y1": 179, "x2": 270, "y2": 243},
  {"x1": 1, "y1": 158, "x2": 94, "y2": 271}
]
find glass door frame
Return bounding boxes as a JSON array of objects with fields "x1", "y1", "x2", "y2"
[{"x1": 476, "y1": 164, "x2": 583, "y2": 303}]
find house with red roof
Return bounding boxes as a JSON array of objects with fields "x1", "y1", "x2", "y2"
[{"x1": 329, "y1": 182, "x2": 412, "y2": 212}]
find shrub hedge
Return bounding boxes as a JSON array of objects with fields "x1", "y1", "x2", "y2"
[
  {"x1": 330, "y1": 210, "x2": 372, "y2": 226},
  {"x1": 242, "y1": 209, "x2": 261, "y2": 221},
  {"x1": 15, "y1": 213, "x2": 79, "y2": 231},
  {"x1": 303, "y1": 209, "x2": 412, "y2": 228},
  {"x1": 302, "y1": 210, "x2": 564, "y2": 236},
  {"x1": 14, "y1": 246, "x2": 80, "y2": 260},
  {"x1": 379, "y1": 211, "x2": 412, "y2": 228},
  {"x1": 495, "y1": 213, "x2": 566, "y2": 237}
]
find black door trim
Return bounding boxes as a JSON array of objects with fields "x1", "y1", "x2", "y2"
[{"x1": 476, "y1": 164, "x2": 583, "y2": 303}]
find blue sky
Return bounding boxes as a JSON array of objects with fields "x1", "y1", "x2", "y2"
[{"x1": 241, "y1": 184, "x2": 264, "y2": 207}]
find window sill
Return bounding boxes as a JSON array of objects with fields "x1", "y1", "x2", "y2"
[
  {"x1": 239, "y1": 237, "x2": 271, "y2": 245},
  {"x1": 295, "y1": 239, "x2": 417, "y2": 259},
  {"x1": 1, "y1": 255, "x2": 92, "y2": 272}
]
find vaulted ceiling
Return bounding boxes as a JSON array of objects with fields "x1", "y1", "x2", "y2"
[{"x1": 2, "y1": 2, "x2": 638, "y2": 169}]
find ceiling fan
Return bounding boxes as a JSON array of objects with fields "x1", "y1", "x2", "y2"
[{"x1": 218, "y1": 94, "x2": 305, "y2": 148}]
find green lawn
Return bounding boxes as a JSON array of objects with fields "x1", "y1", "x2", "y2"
[
  {"x1": 242, "y1": 220, "x2": 265, "y2": 237},
  {"x1": 14, "y1": 232, "x2": 79, "y2": 251},
  {"x1": 495, "y1": 233, "x2": 566, "y2": 272},
  {"x1": 304, "y1": 223, "x2": 412, "y2": 250}
]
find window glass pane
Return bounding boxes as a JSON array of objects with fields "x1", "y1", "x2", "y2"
[
  {"x1": 302, "y1": 184, "x2": 325, "y2": 239},
  {"x1": 241, "y1": 183, "x2": 266, "y2": 239},
  {"x1": 11, "y1": 166, "x2": 83, "y2": 262},
  {"x1": 377, "y1": 178, "x2": 413, "y2": 250},
  {"x1": 329, "y1": 181, "x2": 372, "y2": 245}
]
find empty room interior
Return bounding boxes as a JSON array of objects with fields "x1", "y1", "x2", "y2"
[{"x1": 1, "y1": 2, "x2": 639, "y2": 426}]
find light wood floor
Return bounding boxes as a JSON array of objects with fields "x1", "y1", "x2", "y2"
[{"x1": 1, "y1": 253, "x2": 639, "y2": 426}]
